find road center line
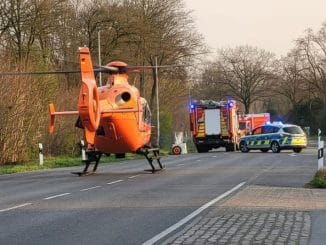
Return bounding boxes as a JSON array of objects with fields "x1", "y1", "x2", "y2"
[
  {"x1": 80, "y1": 186, "x2": 102, "y2": 191},
  {"x1": 0, "y1": 203, "x2": 32, "y2": 213},
  {"x1": 142, "y1": 182, "x2": 246, "y2": 245},
  {"x1": 107, "y1": 180, "x2": 123, "y2": 185},
  {"x1": 44, "y1": 193, "x2": 71, "y2": 200},
  {"x1": 128, "y1": 175, "x2": 140, "y2": 179}
]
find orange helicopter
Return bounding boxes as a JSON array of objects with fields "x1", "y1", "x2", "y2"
[
  {"x1": 1, "y1": 46, "x2": 166, "y2": 175},
  {"x1": 47, "y1": 46, "x2": 164, "y2": 175}
]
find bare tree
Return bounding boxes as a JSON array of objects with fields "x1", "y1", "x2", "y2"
[
  {"x1": 295, "y1": 27, "x2": 326, "y2": 105},
  {"x1": 191, "y1": 62, "x2": 230, "y2": 101},
  {"x1": 276, "y1": 49, "x2": 307, "y2": 108},
  {"x1": 215, "y1": 46, "x2": 277, "y2": 113},
  {"x1": 0, "y1": 0, "x2": 69, "y2": 63},
  {"x1": 118, "y1": 0, "x2": 204, "y2": 109}
]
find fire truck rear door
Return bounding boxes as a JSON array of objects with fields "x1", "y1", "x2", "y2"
[{"x1": 205, "y1": 109, "x2": 221, "y2": 135}]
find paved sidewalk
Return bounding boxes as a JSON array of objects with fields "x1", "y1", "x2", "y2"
[
  {"x1": 220, "y1": 185, "x2": 326, "y2": 210},
  {"x1": 161, "y1": 185, "x2": 326, "y2": 245}
]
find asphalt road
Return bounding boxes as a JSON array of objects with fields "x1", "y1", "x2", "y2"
[{"x1": 0, "y1": 148, "x2": 317, "y2": 245}]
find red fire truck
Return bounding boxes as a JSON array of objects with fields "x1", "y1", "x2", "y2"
[
  {"x1": 238, "y1": 113, "x2": 270, "y2": 137},
  {"x1": 189, "y1": 100, "x2": 239, "y2": 153}
]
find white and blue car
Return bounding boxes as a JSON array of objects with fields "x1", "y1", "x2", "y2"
[{"x1": 239, "y1": 122, "x2": 307, "y2": 153}]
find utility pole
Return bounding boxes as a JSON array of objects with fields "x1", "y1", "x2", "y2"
[
  {"x1": 155, "y1": 56, "x2": 160, "y2": 147},
  {"x1": 98, "y1": 30, "x2": 102, "y2": 86}
]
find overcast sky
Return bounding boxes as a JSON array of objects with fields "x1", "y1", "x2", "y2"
[{"x1": 185, "y1": 0, "x2": 326, "y2": 57}]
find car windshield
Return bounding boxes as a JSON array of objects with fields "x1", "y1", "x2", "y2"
[{"x1": 283, "y1": 126, "x2": 304, "y2": 134}]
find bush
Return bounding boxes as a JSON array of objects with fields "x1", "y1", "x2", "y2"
[{"x1": 310, "y1": 168, "x2": 326, "y2": 188}]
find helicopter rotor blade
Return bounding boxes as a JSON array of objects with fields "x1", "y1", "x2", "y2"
[
  {"x1": 124, "y1": 64, "x2": 189, "y2": 73},
  {"x1": 93, "y1": 66, "x2": 119, "y2": 73},
  {"x1": 0, "y1": 63, "x2": 185, "y2": 76},
  {"x1": 0, "y1": 66, "x2": 119, "y2": 76},
  {"x1": 0, "y1": 70, "x2": 82, "y2": 76},
  {"x1": 127, "y1": 64, "x2": 188, "y2": 69}
]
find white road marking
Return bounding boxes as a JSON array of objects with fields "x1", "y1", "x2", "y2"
[
  {"x1": 177, "y1": 164, "x2": 185, "y2": 166},
  {"x1": 0, "y1": 203, "x2": 32, "y2": 213},
  {"x1": 128, "y1": 175, "x2": 140, "y2": 179},
  {"x1": 107, "y1": 180, "x2": 123, "y2": 185},
  {"x1": 212, "y1": 156, "x2": 217, "y2": 158},
  {"x1": 44, "y1": 193, "x2": 71, "y2": 200},
  {"x1": 80, "y1": 186, "x2": 102, "y2": 191},
  {"x1": 142, "y1": 182, "x2": 246, "y2": 245}
]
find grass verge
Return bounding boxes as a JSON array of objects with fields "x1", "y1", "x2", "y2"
[
  {"x1": 0, "y1": 155, "x2": 132, "y2": 175},
  {"x1": 310, "y1": 168, "x2": 326, "y2": 188},
  {"x1": 0, "y1": 149, "x2": 170, "y2": 176}
]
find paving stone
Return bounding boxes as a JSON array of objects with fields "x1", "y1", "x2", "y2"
[{"x1": 158, "y1": 186, "x2": 326, "y2": 245}]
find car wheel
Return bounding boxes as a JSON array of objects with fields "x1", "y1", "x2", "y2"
[
  {"x1": 260, "y1": 148, "x2": 269, "y2": 153},
  {"x1": 239, "y1": 141, "x2": 249, "y2": 153},
  {"x1": 293, "y1": 148, "x2": 302, "y2": 153},
  {"x1": 271, "y1": 141, "x2": 280, "y2": 153}
]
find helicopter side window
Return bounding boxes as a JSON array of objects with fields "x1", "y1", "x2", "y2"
[{"x1": 141, "y1": 98, "x2": 151, "y2": 124}]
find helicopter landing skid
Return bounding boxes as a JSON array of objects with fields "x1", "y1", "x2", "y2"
[
  {"x1": 138, "y1": 148, "x2": 165, "y2": 173},
  {"x1": 71, "y1": 150, "x2": 102, "y2": 176}
]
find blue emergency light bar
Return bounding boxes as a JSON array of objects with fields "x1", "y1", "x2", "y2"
[
  {"x1": 265, "y1": 121, "x2": 284, "y2": 126},
  {"x1": 227, "y1": 101, "x2": 234, "y2": 108}
]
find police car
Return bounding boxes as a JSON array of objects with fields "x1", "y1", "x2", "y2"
[{"x1": 239, "y1": 122, "x2": 307, "y2": 153}]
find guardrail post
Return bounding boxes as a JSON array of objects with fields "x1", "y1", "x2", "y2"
[
  {"x1": 318, "y1": 129, "x2": 324, "y2": 170},
  {"x1": 38, "y1": 143, "x2": 44, "y2": 166}
]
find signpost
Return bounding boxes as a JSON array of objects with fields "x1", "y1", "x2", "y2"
[
  {"x1": 318, "y1": 129, "x2": 324, "y2": 170},
  {"x1": 38, "y1": 143, "x2": 43, "y2": 166},
  {"x1": 80, "y1": 140, "x2": 87, "y2": 161}
]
